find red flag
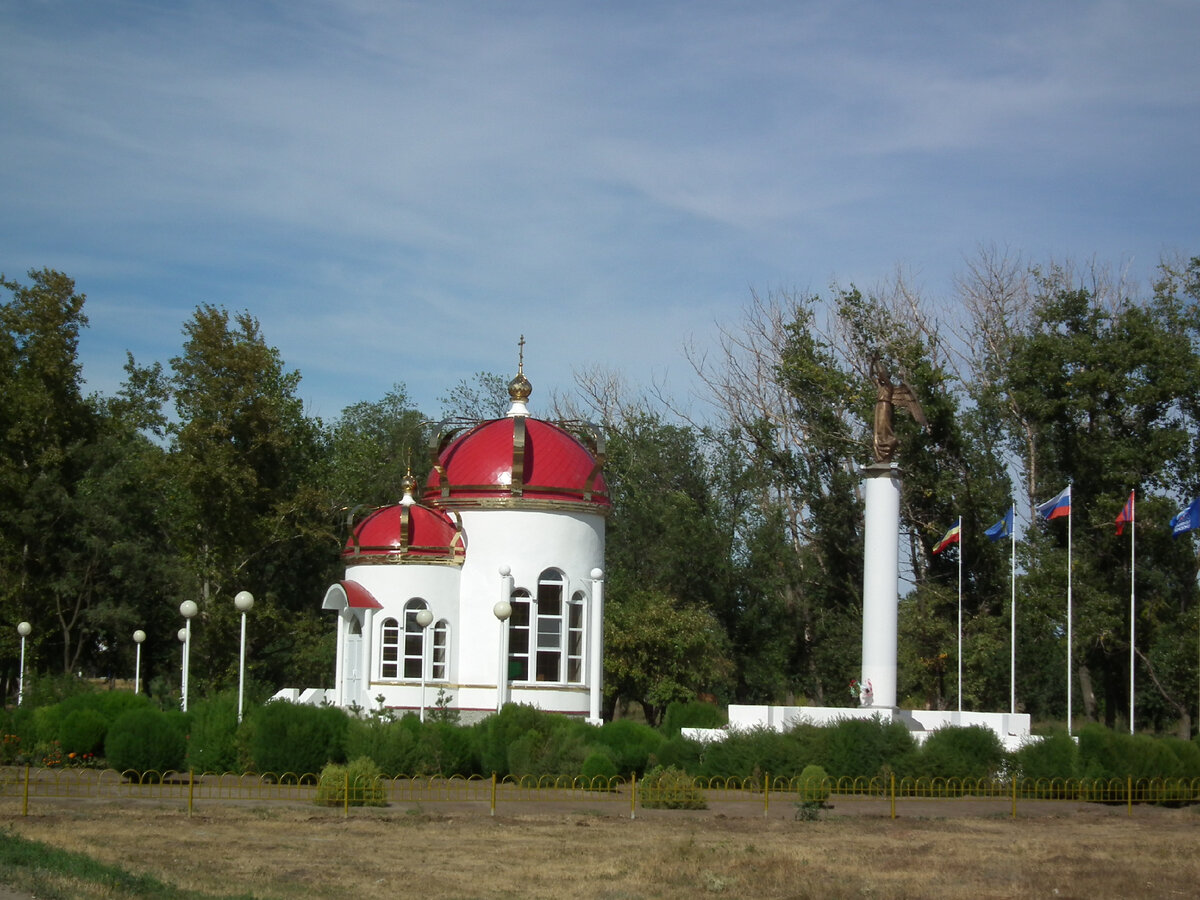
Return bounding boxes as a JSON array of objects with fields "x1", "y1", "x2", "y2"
[{"x1": 1116, "y1": 490, "x2": 1135, "y2": 536}]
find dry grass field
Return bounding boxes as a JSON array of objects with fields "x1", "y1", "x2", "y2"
[{"x1": 3, "y1": 799, "x2": 1200, "y2": 899}]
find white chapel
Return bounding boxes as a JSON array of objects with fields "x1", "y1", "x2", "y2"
[{"x1": 318, "y1": 359, "x2": 609, "y2": 722}]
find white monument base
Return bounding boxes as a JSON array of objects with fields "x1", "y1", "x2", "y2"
[{"x1": 686, "y1": 704, "x2": 1034, "y2": 752}]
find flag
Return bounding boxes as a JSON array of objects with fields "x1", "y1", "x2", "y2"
[
  {"x1": 1036, "y1": 485, "x2": 1072, "y2": 521},
  {"x1": 1170, "y1": 497, "x2": 1200, "y2": 538},
  {"x1": 933, "y1": 520, "x2": 961, "y2": 555},
  {"x1": 1115, "y1": 491, "x2": 1135, "y2": 536},
  {"x1": 985, "y1": 506, "x2": 1013, "y2": 541}
]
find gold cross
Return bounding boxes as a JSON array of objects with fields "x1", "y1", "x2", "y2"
[{"x1": 518, "y1": 334, "x2": 525, "y2": 373}]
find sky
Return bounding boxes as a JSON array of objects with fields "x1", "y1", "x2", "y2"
[{"x1": 2, "y1": 1, "x2": 1198, "y2": 422}]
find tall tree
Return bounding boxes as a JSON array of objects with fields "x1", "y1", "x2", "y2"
[{"x1": 165, "y1": 304, "x2": 335, "y2": 691}]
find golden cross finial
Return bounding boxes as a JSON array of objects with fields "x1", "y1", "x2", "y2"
[{"x1": 518, "y1": 334, "x2": 526, "y2": 374}]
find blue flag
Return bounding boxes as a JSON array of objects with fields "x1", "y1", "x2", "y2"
[
  {"x1": 1170, "y1": 498, "x2": 1200, "y2": 538},
  {"x1": 985, "y1": 506, "x2": 1014, "y2": 541}
]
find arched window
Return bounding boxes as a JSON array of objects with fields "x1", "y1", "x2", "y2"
[
  {"x1": 567, "y1": 591, "x2": 585, "y2": 684},
  {"x1": 535, "y1": 570, "x2": 567, "y2": 682},
  {"x1": 507, "y1": 590, "x2": 531, "y2": 682},
  {"x1": 403, "y1": 599, "x2": 429, "y2": 679},
  {"x1": 380, "y1": 617, "x2": 401, "y2": 678},
  {"x1": 432, "y1": 619, "x2": 449, "y2": 680}
]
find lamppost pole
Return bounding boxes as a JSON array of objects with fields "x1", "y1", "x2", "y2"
[
  {"x1": 416, "y1": 608, "x2": 434, "y2": 722},
  {"x1": 177, "y1": 627, "x2": 188, "y2": 707},
  {"x1": 234, "y1": 591, "x2": 254, "y2": 723},
  {"x1": 495, "y1": 565, "x2": 514, "y2": 713},
  {"x1": 133, "y1": 630, "x2": 146, "y2": 694},
  {"x1": 17, "y1": 622, "x2": 31, "y2": 706},
  {"x1": 179, "y1": 600, "x2": 198, "y2": 712}
]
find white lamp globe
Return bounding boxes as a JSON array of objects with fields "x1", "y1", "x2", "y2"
[
  {"x1": 179, "y1": 600, "x2": 199, "y2": 619},
  {"x1": 17, "y1": 621, "x2": 31, "y2": 637},
  {"x1": 415, "y1": 608, "x2": 434, "y2": 628},
  {"x1": 234, "y1": 590, "x2": 254, "y2": 612},
  {"x1": 493, "y1": 600, "x2": 512, "y2": 621},
  {"x1": 133, "y1": 629, "x2": 146, "y2": 644}
]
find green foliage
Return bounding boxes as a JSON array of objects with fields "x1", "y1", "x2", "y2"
[
  {"x1": 473, "y1": 704, "x2": 570, "y2": 777},
  {"x1": 639, "y1": 764, "x2": 706, "y2": 809},
  {"x1": 797, "y1": 763, "x2": 830, "y2": 802},
  {"x1": 653, "y1": 735, "x2": 704, "y2": 773},
  {"x1": 1013, "y1": 729, "x2": 1079, "y2": 781},
  {"x1": 246, "y1": 701, "x2": 348, "y2": 776},
  {"x1": 698, "y1": 726, "x2": 810, "y2": 779},
  {"x1": 820, "y1": 716, "x2": 917, "y2": 779},
  {"x1": 315, "y1": 757, "x2": 387, "y2": 807},
  {"x1": 914, "y1": 725, "x2": 1007, "y2": 779},
  {"x1": 604, "y1": 587, "x2": 733, "y2": 726},
  {"x1": 1077, "y1": 723, "x2": 1187, "y2": 780},
  {"x1": 660, "y1": 700, "x2": 726, "y2": 736},
  {"x1": 57, "y1": 709, "x2": 108, "y2": 757},
  {"x1": 187, "y1": 692, "x2": 241, "y2": 773},
  {"x1": 507, "y1": 724, "x2": 593, "y2": 780},
  {"x1": 104, "y1": 708, "x2": 186, "y2": 780},
  {"x1": 593, "y1": 719, "x2": 665, "y2": 776},
  {"x1": 581, "y1": 751, "x2": 619, "y2": 787}
]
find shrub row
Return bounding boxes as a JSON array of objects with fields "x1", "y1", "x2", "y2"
[{"x1": 9, "y1": 691, "x2": 1200, "y2": 782}]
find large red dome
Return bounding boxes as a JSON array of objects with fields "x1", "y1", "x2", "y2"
[
  {"x1": 424, "y1": 416, "x2": 609, "y2": 511},
  {"x1": 343, "y1": 501, "x2": 465, "y2": 564}
]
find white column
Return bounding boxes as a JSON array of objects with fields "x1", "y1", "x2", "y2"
[
  {"x1": 588, "y1": 568, "x2": 605, "y2": 724},
  {"x1": 333, "y1": 613, "x2": 346, "y2": 708},
  {"x1": 861, "y1": 464, "x2": 901, "y2": 709},
  {"x1": 361, "y1": 608, "x2": 375, "y2": 711}
]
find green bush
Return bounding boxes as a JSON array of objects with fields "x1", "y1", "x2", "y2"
[
  {"x1": 653, "y1": 735, "x2": 704, "y2": 773},
  {"x1": 58, "y1": 709, "x2": 108, "y2": 757},
  {"x1": 346, "y1": 714, "x2": 422, "y2": 776},
  {"x1": 639, "y1": 764, "x2": 706, "y2": 809},
  {"x1": 105, "y1": 708, "x2": 186, "y2": 781},
  {"x1": 581, "y1": 751, "x2": 618, "y2": 789},
  {"x1": 797, "y1": 763, "x2": 830, "y2": 802},
  {"x1": 915, "y1": 725, "x2": 1007, "y2": 779},
  {"x1": 187, "y1": 693, "x2": 241, "y2": 773},
  {"x1": 820, "y1": 716, "x2": 916, "y2": 779},
  {"x1": 473, "y1": 704, "x2": 572, "y2": 777},
  {"x1": 698, "y1": 726, "x2": 808, "y2": 779},
  {"x1": 411, "y1": 721, "x2": 477, "y2": 776},
  {"x1": 507, "y1": 725, "x2": 592, "y2": 780},
  {"x1": 315, "y1": 757, "x2": 387, "y2": 807},
  {"x1": 660, "y1": 701, "x2": 726, "y2": 737},
  {"x1": 1014, "y1": 729, "x2": 1079, "y2": 782},
  {"x1": 593, "y1": 719, "x2": 665, "y2": 776},
  {"x1": 247, "y1": 701, "x2": 348, "y2": 777}
]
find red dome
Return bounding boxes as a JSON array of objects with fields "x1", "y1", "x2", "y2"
[
  {"x1": 343, "y1": 502, "x2": 465, "y2": 564},
  {"x1": 424, "y1": 416, "x2": 609, "y2": 511}
]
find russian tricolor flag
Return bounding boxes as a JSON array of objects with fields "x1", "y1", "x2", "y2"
[{"x1": 1036, "y1": 485, "x2": 1071, "y2": 521}]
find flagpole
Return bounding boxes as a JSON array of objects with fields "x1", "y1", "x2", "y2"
[
  {"x1": 1067, "y1": 493, "x2": 1074, "y2": 737},
  {"x1": 1009, "y1": 506, "x2": 1016, "y2": 717},
  {"x1": 957, "y1": 515, "x2": 963, "y2": 713},
  {"x1": 1129, "y1": 491, "x2": 1136, "y2": 735}
]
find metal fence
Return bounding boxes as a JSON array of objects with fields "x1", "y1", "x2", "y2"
[{"x1": 3, "y1": 765, "x2": 1198, "y2": 819}]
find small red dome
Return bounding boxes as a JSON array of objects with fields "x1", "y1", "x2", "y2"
[
  {"x1": 343, "y1": 502, "x2": 465, "y2": 564},
  {"x1": 424, "y1": 417, "x2": 609, "y2": 510}
]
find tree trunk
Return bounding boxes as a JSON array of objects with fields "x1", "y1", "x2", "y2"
[{"x1": 1077, "y1": 664, "x2": 1098, "y2": 722}]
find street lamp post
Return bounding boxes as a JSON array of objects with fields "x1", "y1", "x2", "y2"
[
  {"x1": 495, "y1": 565, "x2": 514, "y2": 713},
  {"x1": 133, "y1": 629, "x2": 146, "y2": 694},
  {"x1": 415, "y1": 608, "x2": 434, "y2": 722},
  {"x1": 179, "y1": 600, "x2": 198, "y2": 712},
  {"x1": 17, "y1": 622, "x2": 31, "y2": 706},
  {"x1": 177, "y1": 627, "x2": 188, "y2": 707},
  {"x1": 234, "y1": 591, "x2": 254, "y2": 723}
]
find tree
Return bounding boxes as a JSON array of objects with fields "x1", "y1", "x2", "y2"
[
  {"x1": 0, "y1": 269, "x2": 97, "y2": 683},
  {"x1": 328, "y1": 384, "x2": 428, "y2": 510},
  {"x1": 165, "y1": 304, "x2": 336, "y2": 691},
  {"x1": 603, "y1": 587, "x2": 732, "y2": 726}
]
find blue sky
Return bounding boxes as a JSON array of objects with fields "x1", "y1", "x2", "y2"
[{"x1": 2, "y1": 1, "x2": 1197, "y2": 421}]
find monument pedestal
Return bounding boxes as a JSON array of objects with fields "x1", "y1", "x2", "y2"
[{"x1": 861, "y1": 462, "x2": 900, "y2": 709}]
